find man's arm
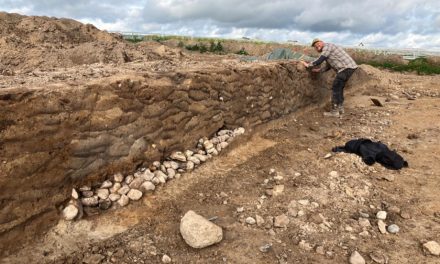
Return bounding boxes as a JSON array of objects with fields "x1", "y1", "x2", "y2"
[{"x1": 310, "y1": 55, "x2": 327, "y2": 67}]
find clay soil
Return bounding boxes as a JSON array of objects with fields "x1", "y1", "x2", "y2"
[{"x1": 1, "y1": 13, "x2": 440, "y2": 264}]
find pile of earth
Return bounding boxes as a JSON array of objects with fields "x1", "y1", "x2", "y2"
[{"x1": 0, "y1": 12, "x2": 172, "y2": 75}]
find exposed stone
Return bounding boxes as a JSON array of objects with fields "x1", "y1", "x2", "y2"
[
  {"x1": 272, "y1": 185, "x2": 284, "y2": 196},
  {"x1": 100, "y1": 180, "x2": 113, "y2": 189},
  {"x1": 171, "y1": 151, "x2": 187, "y2": 162},
  {"x1": 298, "y1": 240, "x2": 313, "y2": 251},
  {"x1": 118, "y1": 185, "x2": 130, "y2": 195},
  {"x1": 140, "y1": 181, "x2": 156, "y2": 192},
  {"x1": 203, "y1": 140, "x2": 214, "y2": 150},
  {"x1": 358, "y1": 218, "x2": 371, "y2": 228},
  {"x1": 246, "y1": 217, "x2": 256, "y2": 225},
  {"x1": 110, "y1": 182, "x2": 122, "y2": 193},
  {"x1": 233, "y1": 127, "x2": 245, "y2": 136},
  {"x1": 155, "y1": 170, "x2": 167, "y2": 183},
  {"x1": 63, "y1": 204, "x2": 79, "y2": 221},
  {"x1": 376, "y1": 211, "x2": 387, "y2": 220},
  {"x1": 127, "y1": 189, "x2": 143, "y2": 201},
  {"x1": 125, "y1": 175, "x2": 134, "y2": 184},
  {"x1": 98, "y1": 199, "x2": 112, "y2": 210},
  {"x1": 81, "y1": 196, "x2": 99, "y2": 207},
  {"x1": 423, "y1": 241, "x2": 440, "y2": 256},
  {"x1": 298, "y1": 199, "x2": 310, "y2": 206},
  {"x1": 96, "y1": 188, "x2": 109, "y2": 200},
  {"x1": 166, "y1": 168, "x2": 176, "y2": 179},
  {"x1": 186, "y1": 161, "x2": 195, "y2": 170},
  {"x1": 162, "y1": 254, "x2": 171, "y2": 263},
  {"x1": 187, "y1": 156, "x2": 201, "y2": 165},
  {"x1": 387, "y1": 224, "x2": 400, "y2": 234},
  {"x1": 349, "y1": 251, "x2": 366, "y2": 264},
  {"x1": 71, "y1": 188, "x2": 79, "y2": 199},
  {"x1": 117, "y1": 194, "x2": 129, "y2": 207},
  {"x1": 259, "y1": 243, "x2": 272, "y2": 253},
  {"x1": 329, "y1": 171, "x2": 339, "y2": 177},
  {"x1": 184, "y1": 150, "x2": 194, "y2": 158},
  {"x1": 109, "y1": 193, "x2": 121, "y2": 202},
  {"x1": 274, "y1": 214, "x2": 290, "y2": 228},
  {"x1": 79, "y1": 186, "x2": 91, "y2": 192},
  {"x1": 256, "y1": 215, "x2": 265, "y2": 226},
  {"x1": 81, "y1": 190, "x2": 94, "y2": 198},
  {"x1": 113, "y1": 173, "x2": 124, "y2": 183},
  {"x1": 180, "y1": 210, "x2": 223, "y2": 248},
  {"x1": 370, "y1": 251, "x2": 389, "y2": 264},
  {"x1": 140, "y1": 170, "x2": 155, "y2": 181},
  {"x1": 129, "y1": 177, "x2": 144, "y2": 189},
  {"x1": 378, "y1": 220, "x2": 387, "y2": 234},
  {"x1": 219, "y1": 142, "x2": 228, "y2": 149}
]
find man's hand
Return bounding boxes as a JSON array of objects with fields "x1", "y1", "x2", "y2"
[{"x1": 300, "y1": 60, "x2": 310, "y2": 67}]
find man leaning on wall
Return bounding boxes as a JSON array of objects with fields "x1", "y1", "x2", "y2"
[{"x1": 301, "y1": 39, "x2": 358, "y2": 117}]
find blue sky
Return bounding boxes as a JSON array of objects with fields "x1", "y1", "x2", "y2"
[{"x1": 1, "y1": 0, "x2": 439, "y2": 50}]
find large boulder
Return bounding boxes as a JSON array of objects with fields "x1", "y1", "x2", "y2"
[{"x1": 180, "y1": 210, "x2": 223, "y2": 249}]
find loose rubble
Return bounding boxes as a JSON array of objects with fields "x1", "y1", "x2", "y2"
[
  {"x1": 62, "y1": 128, "x2": 245, "y2": 220},
  {"x1": 179, "y1": 210, "x2": 223, "y2": 249}
]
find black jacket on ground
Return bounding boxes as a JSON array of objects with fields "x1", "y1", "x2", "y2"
[{"x1": 332, "y1": 138, "x2": 408, "y2": 170}]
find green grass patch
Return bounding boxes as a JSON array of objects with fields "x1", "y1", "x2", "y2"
[{"x1": 363, "y1": 58, "x2": 440, "y2": 75}]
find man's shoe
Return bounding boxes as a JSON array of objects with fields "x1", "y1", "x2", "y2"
[
  {"x1": 323, "y1": 108, "x2": 340, "y2": 117},
  {"x1": 338, "y1": 105, "x2": 345, "y2": 114}
]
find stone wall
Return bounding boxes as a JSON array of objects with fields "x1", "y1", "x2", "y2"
[{"x1": 0, "y1": 61, "x2": 325, "y2": 255}]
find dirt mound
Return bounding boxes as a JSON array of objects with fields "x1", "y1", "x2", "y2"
[{"x1": 0, "y1": 12, "x2": 168, "y2": 74}]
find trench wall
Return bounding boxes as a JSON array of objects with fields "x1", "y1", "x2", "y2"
[{"x1": 0, "y1": 61, "x2": 325, "y2": 255}]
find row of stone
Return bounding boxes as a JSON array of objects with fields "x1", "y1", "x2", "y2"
[{"x1": 62, "y1": 127, "x2": 245, "y2": 220}]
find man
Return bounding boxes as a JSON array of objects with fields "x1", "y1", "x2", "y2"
[{"x1": 301, "y1": 39, "x2": 358, "y2": 117}]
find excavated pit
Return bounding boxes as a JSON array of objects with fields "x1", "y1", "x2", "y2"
[{"x1": 0, "y1": 57, "x2": 368, "y2": 256}]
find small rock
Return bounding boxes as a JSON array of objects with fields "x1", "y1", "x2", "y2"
[
  {"x1": 125, "y1": 175, "x2": 134, "y2": 184},
  {"x1": 96, "y1": 188, "x2": 109, "y2": 200},
  {"x1": 274, "y1": 214, "x2": 289, "y2": 228},
  {"x1": 378, "y1": 220, "x2": 387, "y2": 234},
  {"x1": 298, "y1": 199, "x2": 310, "y2": 206},
  {"x1": 256, "y1": 215, "x2": 265, "y2": 226},
  {"x1": 98, "y1": 199, "x2": 112, "y2": 210},
  {"x1": 298, "y1": 240, "x2": 313, "y2": 251},
  {"x1": 109, "y1": 193, "x2": 121, "y2": 202},
  {"x1": 129, "y1": 177, "x2": 144, "y2": 189},
  {"x1": 359, "y1": 211, "x2": 369, "y2": 218},
  {"x1": 259, "y1": 243, "x2": 272, "y2": 253},
  {"x1": 349, "y1": 251, "x2": 365, "y2": 264},
  {"x1": 141, "y1": 170, "x2": 155, "y2": 181},
  {"x1": 101, "y1": 180, "x2": 113, "y2": 189},
  {"x1": 81, "y1": 190, "x2": 94, "y2": 198},
  {"x1": 316, "y1": 246, "x2": 325, "y2": 255},
  {"x1": 127, "y1": 189, "x2": 143, "y2": 200},
  {"x1": 370, "y1": 251, "x2": 389, "y2": 264},
  {"x1": 237, "y1": 207, "x2": 244, "y2": 213},
  {"x1": 329, "y1": 171, "x2": 338, "y2": 177},
  {"x1": 246, "y1": 217, "x2": 256, "y2": 225},
  {"x1": 188, "y1": 156, "x2": 201, "y2": 165},
  {"x1": 81, "y1": 196, "x2": 99, "y2": 207},
  {"x1": 79, "y1": 186, "x2": 91, "y2": 192},
  {"x1": 274, "y1": 175, "x2": 284, "y2": 181},
  {"x1": 162, "y1": 254, "x2": 171, "y2": 263},
  {"x1": 167, "y1": 168, "x2": 176, "y2": 178},
  {"x1": 203, "y1": 140, "x2": 214, "y2": 150},
  {"x1": 72, "y1": 188, "x2": 79, "y2": 199},
  {"x1": 117, "y1": 194, "x2": 129, "y2": 207},
  {"x1": 155, "y1": 170, "x2": 168, "y2": 183},
  {"x1": 358, "y1": 218, "x2": 371, "y2": 228},
  {"x1": 171, "y1": 151, "x2": 187, "y2": 162},
  {"x1": 140, "y1": 181, "x2": 156, "y2": 193},
  {"x1": 153, "y1": 161, "x2": 161, "y2": 168},
  {"x1": 185, "y1": 160, "x2": 194, "y2": 170},
  {"x1": 109, "y1": 182, "x2": 122, "y2": 193},
  {"x1": 387, "y1": 224, "x2": 400, "y2": 234},
  {"x1": 272, "y1": 185, "x2": 284, "y2": 196},
  {"x1": 376, "y1": 211, "x2": 387, "y2": 220},
  {"x1": 423, "y1": 241, "x2": 440, "y2": 256},
  {"x1": 113, "y1": 173, "x2": 124, "y2": 182},
  {"x1": 118, "y1": 185, "x2": 130, "y2": 195},
  {"x1": 193, "y1": 154, "x2": 207, "y2": 162},
  {"x1": 324, "y1": 153, "x2": 332, "y2": 159},
  {"x1": 400, "y1": 211, "x2": 411, "y2": 219},
  {"x1": 180, "y1": 210, "x2": 223, "y2": 248},
  {"x1": 63, "y1": 204, "x2": 79, "y2": 220}
]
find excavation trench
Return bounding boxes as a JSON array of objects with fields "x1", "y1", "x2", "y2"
[{"x1": 0, "y1": 60, "x2": 359, "y2": 256}]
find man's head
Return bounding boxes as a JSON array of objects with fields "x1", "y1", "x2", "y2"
[{"x1": 311, "y1": 38, "x2": 324, "y2": 52}]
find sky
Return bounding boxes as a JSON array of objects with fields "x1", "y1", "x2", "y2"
[{"x1": 1, "y1": 0, "x2": 440, "y2": 50}]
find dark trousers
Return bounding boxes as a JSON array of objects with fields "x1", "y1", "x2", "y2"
[{"x1": 332, "y1": 68, "x2": 356, "y2": 106}]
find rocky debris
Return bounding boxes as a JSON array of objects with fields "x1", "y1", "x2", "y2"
[
  {"x1": 256, "y1": 215, "x2": 265, "y2": 226},
  {"x1": 127, "y1": 189, "x2": 143, "y2": 201},
  {"x1": 376, "y1": 211, "x2": 387, "y2": 220},
  {"x1": 180, "y1": 210, "x2": 223, "y2": 248},
  {"x1": 62, "y1": 204, "x2": 79, "y2": 220},
  {"x1": 298, "y1": 240, "x2": 313, "y2": 251},
  {"x1": 246, "y1": 217, "x2": 256, "y2": 225},
  {"x1": 61, "y1": 128, "x2": 245, "y2": 220},
  {"x1": 272, "y1": 185, "x2": 284, "y2": 196},
  {"x1": 378, "y1": 220, "x2": 387, "y2": 234},
  {"x1": 162, "y1": 254, "x2": 172, "y2": 263},
  {"x1": 274, "y1": 214, "x2": 289, "y2": 228},
  {"x1": 117, "y1": 194, "x2": 129, "y2": 207},
  {"x1": 387, "y1": 224, "x2": 400, "y2": 234},
  {"x1": 259, "y1": 243, "x2": 272, "y2": 253},
  {"x1": 358, "y1": 218, "x2": 371, "y2": 228},
  {"x1": 349, "y1": 251, "x2": 366, "y2": 264},
  {"x1": 423, "y1": 241, "x2": 440, "y2": 256}
]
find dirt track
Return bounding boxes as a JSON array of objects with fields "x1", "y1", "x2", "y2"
[{"x1": 2, "y1": 66, "x2": 439, "y2": 264}]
